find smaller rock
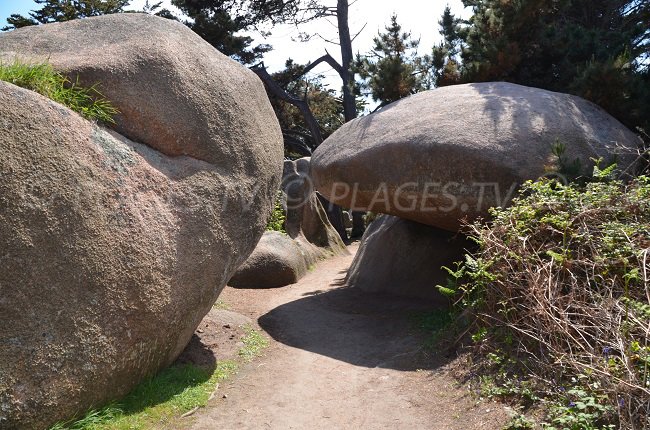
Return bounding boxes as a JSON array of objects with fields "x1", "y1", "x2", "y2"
[
  {"x1": 282, "y1": 157, "x2": 347, "y2": 257},
  {"x1": 345, "y1": 215, "x2": 472, "y2": 302},
  {"x1": 229, "y1": 157, "x2": 348, "y2": 288},
  {"x1": 229, "y1": 231, "x2": 309, "y2": 288}
]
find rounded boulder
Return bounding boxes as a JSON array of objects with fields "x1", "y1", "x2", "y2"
[
  {"x1": 312, "y1": 82, "x2": 641, "y2": 231},
  {"x1": 0, "y1": 15, "x2": 282, "y2": 429}
]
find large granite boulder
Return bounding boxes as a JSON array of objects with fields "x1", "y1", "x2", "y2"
[
  {"x1": 229, "y1": 158, "x2": 347, "y2": 289},
  {"x1": 0, "y1": 13, "x2": 272, "y2": 168},
  {"x1": 312, "y1": 82, "x2": 641, "y2": 231},
  {"x1": 345, "y1": 215, "x2": 471, "y2": 302},
  {"x1": 0, "y1": 15, "x2": 282, "y2": 429}
]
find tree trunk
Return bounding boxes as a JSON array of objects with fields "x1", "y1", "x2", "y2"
[
  {"x1": 337, "y1": 0, "x2": 366, "y2": 238},
  {"x1": 337, "y1": 0, "x2": 356, "y2": 123}
]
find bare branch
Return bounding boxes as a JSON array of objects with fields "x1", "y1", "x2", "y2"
[
  {"x1": 300, "y1": 52, "x2": 344, "y2": 77},
  {"x1": 351, "y1": 22, "x2": 368, "y2": 42},
  {"x1": 314, "y1": 32, "x2": 341, "y2": 45},
  {"x1": 323, "y1": 16, "x2": 338, "y2": 29},
  {"x1": 250, "y1": 62, "x2": 324, "y2": 146}
]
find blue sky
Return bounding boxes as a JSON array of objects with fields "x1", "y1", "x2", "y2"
[{"x1": 0, "y1": 1, "x2": 36, "y2": 23}]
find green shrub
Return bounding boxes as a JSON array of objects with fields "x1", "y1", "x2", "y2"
[
  {"x1": 0, "y1": 61, "x2": 118, "y2": 124},
  {"x1": 443, "y1": 174, "x2": 650, "y2": 428},
  {"x1": 266, "y1": 191, "x2": 286, "y2": 233}
]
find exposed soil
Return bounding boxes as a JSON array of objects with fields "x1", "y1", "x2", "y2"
[
  {"x1": 183, "y1": 243, "x2": 509, "y2": 429},
  {"x1": 175, "y1": 309, "x2": 253, "y2": 369}
]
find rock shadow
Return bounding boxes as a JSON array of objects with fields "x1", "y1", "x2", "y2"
[
  {"x1": 174, "y1": 333, "x2": 218, "y2": 370},
  {"x1": 259, "y1": 285, "x2": 451, "y2": 371},
  {"x1": 105, "y1": 336, "x2": 217, "y2": 417}
]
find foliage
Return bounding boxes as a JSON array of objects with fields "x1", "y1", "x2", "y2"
[
  {"x1": 268, "y1": 59, "x2": 344, "y2": 155},
  {"x1": 173, "y1": 0, "x2": 326, "y2": 28},
  {"x1": 137, "y1": 0, "x2": 176, "y2": 18},
  {"x1": 444, "y1": 174, "x2": 650, "y2": 428},
  {"x1": 430, "y1": 6, "x2": 463, "y2": 87},
  {"x1": 0, "y1": 61, "x2": 118, "y2": 124},
  {"x1": 167, "y1": 0, "x2": 345, "y2": 65},
  {"x1": 207, "y1": 0, "x2": 359, "y2": 125},
  {"x1": 354, "y1": 14, "x2": 429, "y2": 106},
  {"x1": 504, "y1": 413, "x2": 536, "y2": 430},
  {"x1": 543, "y1": 382, "x2": 616, "y2": 430},
  {"x1": 170, "y1": 0, "x2": 271, "y2": 64},
  {"x1": 3, "y1": 0, "x2": 130, "y2": 31},
  {"x1": 410, "y1": 309, "x2": 455, "y2": 349},
  {"x1": 440, "y1": 0, "x2": 650, "y2": 136},
  {"x1": 266, "y1": 191, "x2": 286, "y2": 233}
]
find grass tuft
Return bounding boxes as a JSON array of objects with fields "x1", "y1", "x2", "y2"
[
  {"x1": 50, "y1": 361, "x2": 237, "y2": 430},
  {"x1": 49, "y1": 326, "x2": 269, "y2": 430},
  {"x1": 0, "y1": 61, "x2": 118, "y2": 124},
  {"x1": 410, "y1": 309, "x2": 455, "y2": 349},
  {"x1": 239, "y1": 325, "x2": 270, "y2": 361}
]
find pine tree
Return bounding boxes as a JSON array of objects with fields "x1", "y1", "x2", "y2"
[
  {"x1": 448, "y1": 0, "x2": 649, "y2": 133},
  {"x1": 267, "y1": 59, "x2": 344, "y2": 157},
  {"x1": 430, "y1": 6, "x2": 463, "y2": 87},
  {"x1": 355, "y1": 14, "x2": 428, "y2": 106},
  {"x1": 170, "y1": 0, "x2": 272, "y2": 64},
  {"x1": 3, "y1": 0, "x2": 130, "y2": 30}
]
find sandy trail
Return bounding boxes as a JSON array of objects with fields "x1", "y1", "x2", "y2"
[{"x1": 189, "y1": 244, "x2": 507, "y2": 429}]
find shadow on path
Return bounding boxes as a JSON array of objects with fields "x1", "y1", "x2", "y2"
[{"x1": 259, "y1": 279, "x2": 449, "y2": 371}]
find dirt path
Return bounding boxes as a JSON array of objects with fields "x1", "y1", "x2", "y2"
[{"x1": 189, "y1": 244, "x2": 508, "y2": 430}]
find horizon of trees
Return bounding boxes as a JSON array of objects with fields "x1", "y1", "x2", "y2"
[
  {"x1": 6, "y1": 1, "x2": 646, "y2": 133},
  {"x1": 4, "y1": 0, "x2": 648, "y2": 237}
]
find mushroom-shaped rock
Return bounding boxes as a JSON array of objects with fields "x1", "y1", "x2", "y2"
[{"x1": 312, "y1": 83, "x2": 641, "y2": 231}]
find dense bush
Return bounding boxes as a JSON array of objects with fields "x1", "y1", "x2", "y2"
[
  {"x1": 0, "y1": 61, "x2": 118, "y2": 124},
  {"x1": 444, "y1": 173, "x2": 650, "y2": 428},
  {"x1": 266, "y1": 191, "x2": 286, "y2": 233}
]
